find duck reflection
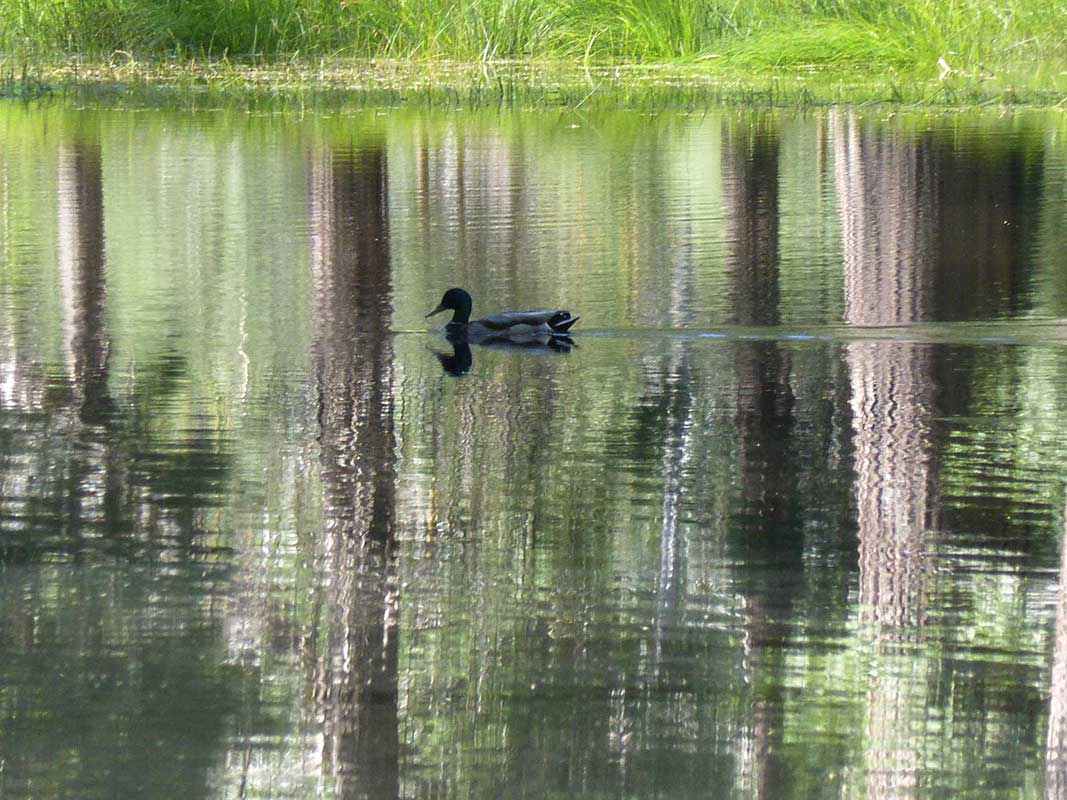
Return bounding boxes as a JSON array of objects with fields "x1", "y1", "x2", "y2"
[
  {"x1": 434, "y1": 339, "x2": 473, "y2": 375},
  {"x1": 431, "y1": 332, "x2": 575, "y2": 376}
]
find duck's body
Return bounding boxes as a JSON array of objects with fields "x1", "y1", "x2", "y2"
[
  {"x1": 426, "y1": 288, "x2": 579, "y2": 341},
  {"x1": 457, "y1": 313, "x2": 575, "y2": 343}
]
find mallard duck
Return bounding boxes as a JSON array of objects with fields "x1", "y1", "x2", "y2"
[{"x1": 425, "y1": 287, "x2": 579, "y2": 341}]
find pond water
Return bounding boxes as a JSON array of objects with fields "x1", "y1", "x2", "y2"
[{"x1": 1, "y1": 100, "x2": 1067, "y2": 799}]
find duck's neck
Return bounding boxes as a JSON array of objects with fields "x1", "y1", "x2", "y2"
[{"x1": 448, "y1": 295, "x2": 473, "y2": 324}]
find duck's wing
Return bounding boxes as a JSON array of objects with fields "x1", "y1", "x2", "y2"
[{"x1": 479, "y1": 310, "x2": 578, "y2": 332}]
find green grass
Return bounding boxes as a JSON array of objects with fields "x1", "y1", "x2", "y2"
[
  {"x1": 720, "y1": 20, "x2": 915, "y2": 68},
  {"x1": 3, "y1": 0, "x2": 1066, "y2": 69},
  {"x1": 1, "y1": 0, "x2": 1066, "y2": 104}
]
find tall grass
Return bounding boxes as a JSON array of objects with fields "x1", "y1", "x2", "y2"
[{"x1": 1, "y1": 0, "x2": 1064, "y2": 74}]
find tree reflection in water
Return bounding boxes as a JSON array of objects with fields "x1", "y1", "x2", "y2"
[
  {"x1": 0, "y1": 105, "x2": 1064, "y2": 799},
  {"x1": 309, "y1": 141, "x2": 399, "y2": 799},
  {"x1": 0, "y1": 129, "x2": 250, "y2": 799}
]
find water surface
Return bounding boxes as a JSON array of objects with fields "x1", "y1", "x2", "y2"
[{"x1": 2, "y1": 102, "x2": 1067, "y2": 798}]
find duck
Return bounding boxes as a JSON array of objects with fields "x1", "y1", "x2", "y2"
[{"x1": 425, "y1": 287, "x2": 579, "y2": 342}]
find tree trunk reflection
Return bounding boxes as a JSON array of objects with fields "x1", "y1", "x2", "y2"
[
  {"x1": 56, "y1": 138, "x2": 117, "y2": 547},
  {"x1": 723, "y1": 115, "x2": 795, "y2": 798},
  {"x1": 58, "y1": 141, "x2": 110, "y2": 417},
  {"x1": 309, "y1": 142, "x2": 399, "y2": 800},
  {"x1": 834, "y1": 110, "x2": 936, "y2": 799}
]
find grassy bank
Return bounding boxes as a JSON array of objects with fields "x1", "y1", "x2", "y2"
[
  {"x1": 1, "y1": 0, "x2": 1065, "y2": 107},
  {"x1": 4, "y1": 0, "x2": 1066, "y2": 73}
]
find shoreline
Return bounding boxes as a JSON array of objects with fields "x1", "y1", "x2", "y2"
[{"x1": 4, "y1": 58, "x2": 1066, "y2": 109}]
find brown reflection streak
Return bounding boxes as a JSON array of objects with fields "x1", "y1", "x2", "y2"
[
  {"x1": 723, "y1": 116, "x2": 780, "y2": 328},
  {"x1": 834, "y1": 111, "x2": 935, "y2": 799},
  {"x1": 55, "y1": 140, "x2": 117, "y2": 539},
  {"x1": 309, "y1": 143, "x2": 399, "y2": 799},
  {"x1": 723, "y1": 117, "x2": 793, "y2": 798},
  {"x1": 1046, "y1": 504, "x2": 1067, "y2": 798},
  {"x1": 834, "y1": 114, "x2": 936, "y2": 327},
  {"x1": 57, "y1": 143, "x2": 110, "y2": 421}
]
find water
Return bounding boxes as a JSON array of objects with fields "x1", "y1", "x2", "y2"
[{"x1": 1, "y1": 101, "x2": 1067, "y2": 798}]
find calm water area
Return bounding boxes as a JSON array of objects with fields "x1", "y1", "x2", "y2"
[{"x1": 2, "y1": 100, "x2": 1067, "y2": 799}]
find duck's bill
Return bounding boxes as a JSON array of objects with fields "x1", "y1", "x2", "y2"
[{"x1": 425, "y1": 304, "x2": 447, "y2": 318}]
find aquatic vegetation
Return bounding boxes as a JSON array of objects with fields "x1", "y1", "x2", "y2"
[{"x1": 1, "y1": 58, "x2": 1064, "y2": 109}]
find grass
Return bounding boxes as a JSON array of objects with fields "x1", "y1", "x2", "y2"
[
  {"x1": 2, "y1": 0, "x2": 1065, "y2": 67},
  {"x1": 1, "y1": 0, "x2": 1065, "y2": 106}
]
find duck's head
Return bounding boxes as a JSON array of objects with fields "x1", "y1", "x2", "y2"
[{"x1": 425, "y1": 287, "x2": 473, "y2": 325}]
